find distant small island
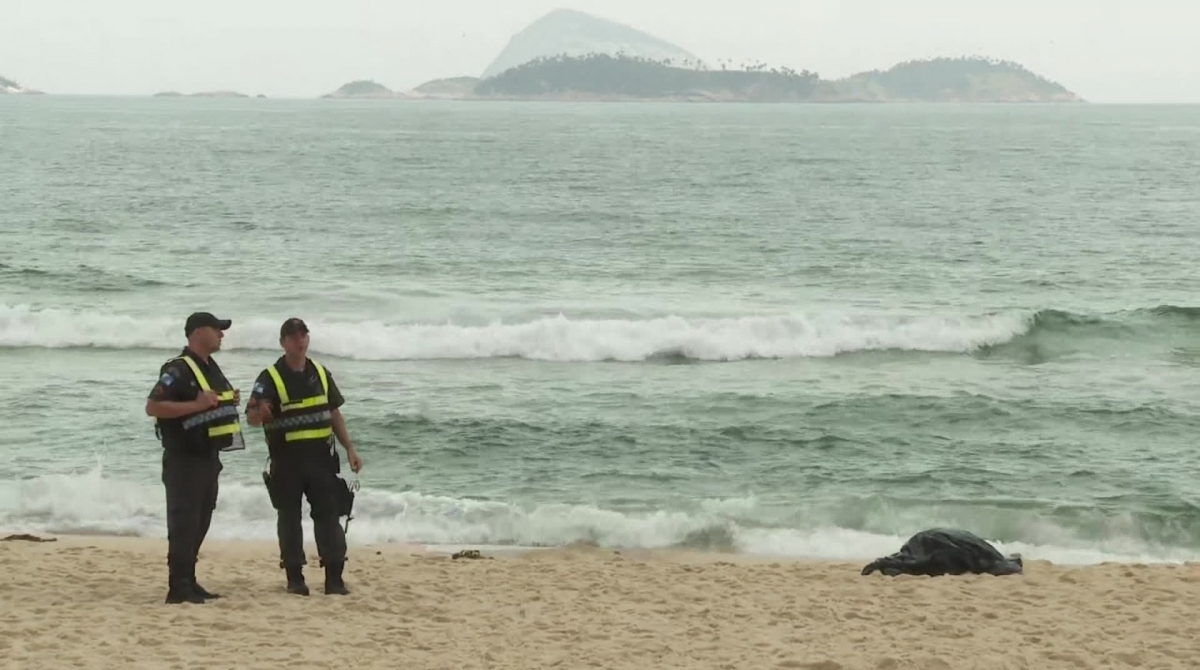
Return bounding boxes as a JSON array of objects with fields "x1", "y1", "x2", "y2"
[
  {"x1": 321, "y1": 80, "x2": 406, "y2": 99},
  {"x1": 325, "y1": 54, "x2": 1082, "y2": 104},
  {"x1": 828, "y1": 57, "x2": 1082, "y2": 103},
  {"x1": 0, "y1": 75, "x2": 43, "y2": 95}
]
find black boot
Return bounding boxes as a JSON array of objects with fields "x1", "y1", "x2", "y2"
[
  {"x1": 191, "y1": 578, "x2": 221, "y2": 599},
  {"x1": 166, "y1": 562, "x2": 205, "y2": 604},
  {"x1": 285, "y1": 565, "x2": 309, "y2": 596},
  {"x1": 192, "y1": 553, "x2": 220, "y2": 599},
  {"x1": 165, "y1": 580, "x2": 205, "y2": 604},
  {"x1": 324, "y1": 561, "x2": 349, "y2": 595}
]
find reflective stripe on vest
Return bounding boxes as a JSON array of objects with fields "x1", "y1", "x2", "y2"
[
  {"x1": 265, "y1": 360, "x2": 333, "y2": 443},
  {"x1": 182, "y1": 405, "x2": 241, "y2": 432},
  {"x1": 175, "y1": 355, "x2": 243, "y2": 440}
]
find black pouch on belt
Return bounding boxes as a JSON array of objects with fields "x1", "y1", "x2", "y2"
[{"x1": 335, "y1": 476, "x2": 356, "y2": 518}]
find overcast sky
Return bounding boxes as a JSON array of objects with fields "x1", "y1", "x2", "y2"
[{"x1": 3, "y1": 0, "x2": 1197, "y2": 102}]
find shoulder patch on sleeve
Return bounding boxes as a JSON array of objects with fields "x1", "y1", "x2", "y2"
[{"x1": 159, "y1": 372, "x2": 175, "y2": 386}]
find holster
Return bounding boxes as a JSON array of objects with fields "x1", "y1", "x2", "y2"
[{"x1": 262, "y1": 459, "x2": 284, "y2": 510}]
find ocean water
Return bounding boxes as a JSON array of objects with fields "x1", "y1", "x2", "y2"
[{"x1": 1, "y1": 96, "x2": 1198, "y2": 566}]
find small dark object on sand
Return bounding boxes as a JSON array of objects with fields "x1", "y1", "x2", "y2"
[
  {"x1": 1, "y1": 534, "x2": 57, "y2": 543},
  {"x1": 861, "y1": 528, "x2": 1023, "y2": 577},
  {"x1": 451, "y1": 549, "x2": 491, "y2": 560}
]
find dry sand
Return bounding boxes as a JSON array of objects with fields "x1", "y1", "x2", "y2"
[{"x1": 1, "y1": 533, "x2": 1198, "y2": 670}]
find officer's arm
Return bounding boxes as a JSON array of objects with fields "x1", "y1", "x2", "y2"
[
  {"x1": 327, "y1": 374, "x2": 357, "y2": 453},
  {"x1": 146, "y1": 399, "x2": 207, "y2": 419},
  {"x1": 245, "y1": 373, "x2": 276, "y2": 426},
  {"x1": 331, "y1": 409, "x2": 356, "y2": 452},
  {"x1": 145, "y1": 366, "x2": 204, "y2": 418}
]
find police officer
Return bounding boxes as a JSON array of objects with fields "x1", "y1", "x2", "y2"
[
  {"x1": 246, "y1": 317, "x2": 362, "y2": 596},
  {"x1": 144, "y1": 312, "x2": 244, "y2": 604}
]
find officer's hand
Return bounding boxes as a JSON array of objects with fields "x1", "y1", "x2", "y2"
[
  {"x1": 347, "y1": 449, "x2": 363, "y2": 473},
  {"x1": 196, "y1": 390, "x2": 220, "y2": 410},
  {"x1": 254, "y1": 401, "x2": 272, "y2": 421}
]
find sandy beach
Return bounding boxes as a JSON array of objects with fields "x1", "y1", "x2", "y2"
[{"x1": 0, "y1": 534, "x2": 1197, "y2": 669}]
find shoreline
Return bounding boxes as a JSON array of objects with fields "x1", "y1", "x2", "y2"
[
  {"x1": 4, "y1": 532, "x2": 1200, "y2": 669},
  {"x1": 11, "y1": 525, "x2": 1200, "y2": 567},
  {"x1": 4, "y1": 531, "x2": 861, "y2": 566},
  {"x1": 12, "y1": 529, "x2": 1200, "y2": 566}
]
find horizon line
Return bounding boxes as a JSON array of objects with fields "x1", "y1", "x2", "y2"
[{"x1": 5, "y1": 93, "x2": 1200, "y2": 105}]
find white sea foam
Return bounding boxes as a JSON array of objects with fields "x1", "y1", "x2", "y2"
[
  {"x1": 0, "y1": 303, "x2": 1032, "y2": 361},
  {"x1": 2, "y1": 468, "x2": 1193, "y2": 566}
]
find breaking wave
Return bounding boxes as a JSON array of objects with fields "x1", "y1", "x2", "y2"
[
  {"x1": 2, "y1": 468, "x2": 1197, "y2": 566},
  {"x1": 0, "y1": 303, "x2": 1194, "y2": 362}
]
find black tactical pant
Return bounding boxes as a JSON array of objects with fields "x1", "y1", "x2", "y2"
[
  {"x1": 162, "y1": 447, "x2": 222, "y2": 582},
  {"x1": 267, "y1": 444, "x2": 347, "y2": 569}
]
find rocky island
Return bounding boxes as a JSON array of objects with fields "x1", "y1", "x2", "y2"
[
  {"x1": 321, "y1": 80, "x2": 408, "y2": 98},
  {"x1": 827, "y1": 57, "x2": 1082, "y2": 103},
  {"x1": 468, "y1": 53, "x2": 1083, "y2": 103},
  {"x1": 0, "y1": 75, "x2": 43, "y2": 95},
  {"x1": 474, "y1": 53, "x2": 821, "y2": 102},
  {"x1": 323, "y1": 8, "x2": 1083, "y2": 104}
]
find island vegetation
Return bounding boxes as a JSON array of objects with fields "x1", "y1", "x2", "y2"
[
  {"x1": 367, "y1": 54, "x2": 1081, "y2": 103},
  {"x1": 473, "y1": 53, "x2": 821, "y2": 101},
  {"x1": 830, "y1": 56, "x2": 1081, "y2": 102}
]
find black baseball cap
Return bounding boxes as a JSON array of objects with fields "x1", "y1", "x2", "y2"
[
  {"x1": 280, "y1": 317, "x2": 309, "y2": 338},
  {"x1": 185, "y1": 312, "x2": 232, "y2": 336}
]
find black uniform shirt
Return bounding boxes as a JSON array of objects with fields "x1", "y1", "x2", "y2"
[{"x1": 148, "y1": 347, "x2": 233, "y2": 451}]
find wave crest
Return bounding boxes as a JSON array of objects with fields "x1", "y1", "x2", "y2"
[
  {"x1": 0, "y1": 303, "x2": 1029, "y2": 361},
  {"x1": 2, "y1": 303, "x2": 1193, "y2": 362}
]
